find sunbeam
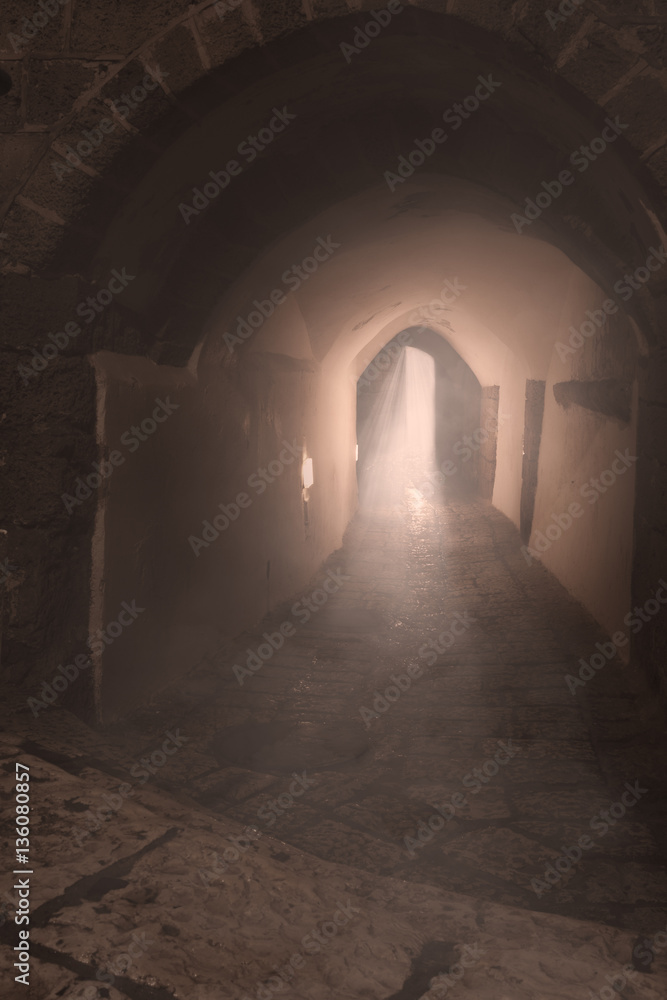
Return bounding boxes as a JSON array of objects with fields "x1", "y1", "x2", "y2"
[{"x1": 357, "y1": 346, "x2": 436, "y2": 508}]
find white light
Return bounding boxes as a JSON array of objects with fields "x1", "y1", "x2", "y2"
[
  {"x1": 302, "y1": 457, "x2": 314, "y2": 489},
  {"x1": 356, "y1": 444, "x2": 359, "y2": 461},
  {"x1": 404, "y1": 347, "x2": 436, "y2": 463},
  {"x1": 356, "y1": 345, "x2": 436, "y2": 508}
]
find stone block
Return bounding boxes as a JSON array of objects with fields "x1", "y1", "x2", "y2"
[
  {"x1": 633, "y1": 22, "x2": 667, "y2": 72},
  {"x1": 515, "y1": 3, "x2": 590, "y2": 64},
  {"x1": 0, "y1": 0, "x2": 67, "y2": 56},
  {"x1": 400, "y1": 0, "x2": 446, "y2": 11},
  {"x1": 0, "y1": 272, "x2": 81, "y2": 350},
  {"x1": 1, "y1": 200, "x2": 66, "y2": 269},
  {"x1": 3, "y1": 523, "x2": 94, "y2": 695},
  {"x1": 252, "y1": 0, "x2": 309, "y2": 42},
  {"x1": 150, "y1": 22, "x2": 205, "y2": 94},
  {"x1": 97, "y1": 59, "x2": 173, "y2": 134},
  {"x1": 591, "y1": 1, "x2": 661, "y2": 25},
  {"x1": 47, "y1": 101, "x2": 137, "y2": 179},
  {"x1": 19, "y1": 148, "x2": 98, "y2": 232},
  {"x1": 448, "y1": 0, "x2": 517, "y2": 36},
  {"x1": 558, "y1": 22, "x2": 641, "y2": 101},
  {"x1": 70, "y1": 0, "x2": 190, "y2": 53},
  {"x1": 195, "y1": 6, "x2": 256, "y2": 67},
  {"x1": 597, "y1": 72, "x2": 667, "y2": 153},
  {"x1": 0, "y1": 353, "x2": 97, "y2": 526},
  {"x1": 26, "y1": 57, "x2": 99, "y2": 125},
  {"x1": 312, "y1": 0, "x2": 350, "y2": 16},
  {"x1": 0, "y1": 67, "x2": 23, "y2": 126},
  {"x1": 0, "y1": 131, "x2": 44, "y2": 203}
]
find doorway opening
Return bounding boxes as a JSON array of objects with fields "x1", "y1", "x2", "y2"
[{"x1": 356, "y1": 344, "x2": 436, "y2": 508}]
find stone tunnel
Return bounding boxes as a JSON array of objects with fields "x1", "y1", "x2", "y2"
[{"x1": 1, "y1": 1, "x2": 667, "y2": 998}]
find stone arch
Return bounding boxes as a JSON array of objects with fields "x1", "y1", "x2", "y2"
[
  {"x1": 1, "y1": 0, "x2": 666, "y2": 717},
  {"x1": 89, "y1": 184, "x2": 640, "y2": 718}
]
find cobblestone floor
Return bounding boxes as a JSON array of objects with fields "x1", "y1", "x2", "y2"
[{"x1": 2, "y1": 484, "x2": 667, "y2": 998}]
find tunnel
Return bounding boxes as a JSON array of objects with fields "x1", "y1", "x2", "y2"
[
  {"x1": 2, "y1": 2, "x2": 667, "y2": 998},
  {"x1": 87, "y1": 193, "x2": 641, "y2": 718}
]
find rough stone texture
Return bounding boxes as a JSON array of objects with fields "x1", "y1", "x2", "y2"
[
  {"x1": 0, "y1": 272, "x2": 81, "y2": 349},
  {"x1": 26, "y1": 58, "x2": 101, "y2": 126},
  {"x1": 45, "y1": 103, "x2": 139, "y2": 180},
  {"x1": 557, "y1": 23, "x2": 643, "y2": 101},
  {"x1": 0, "y1": 349, "x2": 96, "y2": 696},
  {"x1": 514, "y1": 6, "x2": 593, "y2": 65},
  {"x1": 0, "y1": 0, "x2": 666, "y2": 721},
  {"x1": 0, "y1": 133, "x2": 44, "y2": 204},
  {"x1": 195, "y1": 5, "x2": 259, "y2": 66},
  {"x1": 602, "y1": 70, "x2": 667, "y2": 152},
  {"x1": 97, "y1": 60, "x2": 174, "y2": 133},
  {"x1": 0, "y1": 737, "x2": 663, "y2": 1000},
  {"x1": 149, "y1": 21, "x2": 207, "y2": 94},
  {"x1": 0, "y1": 1, "x2": 67, "y2": 56},
  {"x1": 252, "y1": 0, "x2": 310, "y2": 41},
  {"x1": 634, "y1": 23, "x2": 667, "y2": 72},
  {"x1": 1, "y1": 201, "x2": 66, "y2": 268},
  {"x1": 1, "y1": 489, "x2": 666, "y2": 996},
  {"x1": 69, "y1": 1, "x2": 194, "y2": 54},
  {"x1": 312, "y1": 0, "x2": 349, "y2": 16},
  {"x1": 448, "y1": 0, "x2": 518, "y2": 36}
]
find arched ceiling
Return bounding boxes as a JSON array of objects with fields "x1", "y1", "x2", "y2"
[
  {"x1": 197, "y1": 180, "x2": 610, "y2": 388},
  {"x1": 1, "y1": 3, "x2": 666, "y2": 364}
]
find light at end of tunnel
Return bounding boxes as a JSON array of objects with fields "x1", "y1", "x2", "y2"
[{"x1": 303, "y1": 457, "x2": 314, "y2": 490}]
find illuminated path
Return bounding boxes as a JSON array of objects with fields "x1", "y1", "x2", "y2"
[
  {"x1": 124, "y1": 485, "x2": 667, "y2": 935},
  {"x1": 5, "y1": 485, "x2": 667, "y2": 997}
]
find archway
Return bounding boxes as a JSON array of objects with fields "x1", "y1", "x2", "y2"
[
  {"x1": 3, "y1": 6, "x2": 667, "y2": 997},
  {"x1": 0, "y1": 3, "x2": 663, "y2": 713},
  {"x1": 81, "y1": 186, "x2": 640, "y2": 719}
]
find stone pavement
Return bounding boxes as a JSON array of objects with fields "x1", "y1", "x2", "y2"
[{"x1": 2, "y1": 483, "x2": 667, "y2": 998}]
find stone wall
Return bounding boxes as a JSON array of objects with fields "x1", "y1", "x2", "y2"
[{"x1": 1, "y1": 0, "x2": 667, "y2": 709}]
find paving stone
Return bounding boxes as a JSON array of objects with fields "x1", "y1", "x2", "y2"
[
  {"x1": 3, "y1": 485, "x2": 667, "y2": 995},
  {"x1": 437, "y1": 825, "x2": 564, "y2": 888},
  {"x1": 507, "y1": 787, "x2": 615, "y2": 822}
]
